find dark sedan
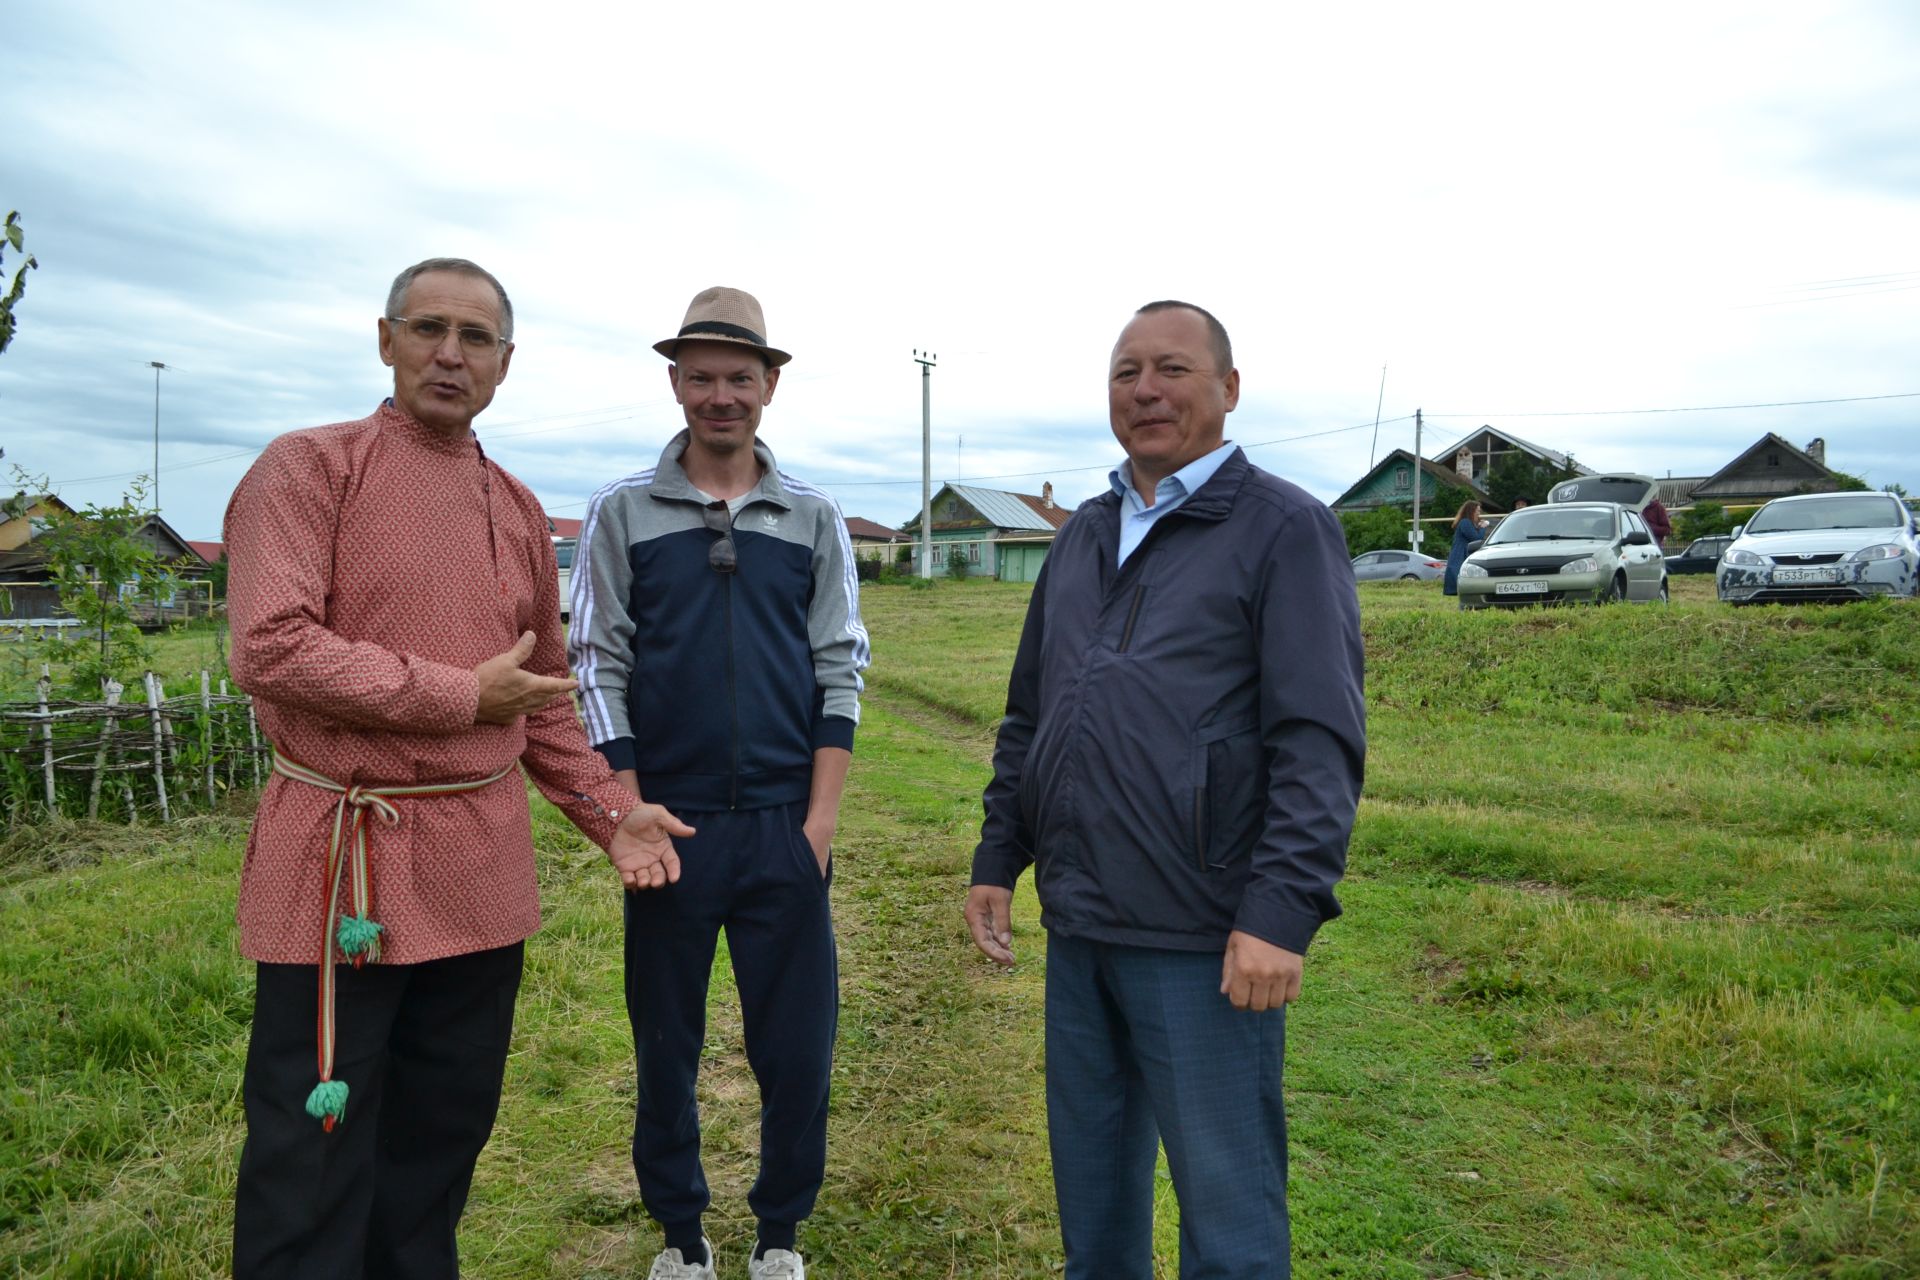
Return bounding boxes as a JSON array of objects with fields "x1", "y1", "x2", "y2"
[{"x1": 1665, "y1": 535, "x2": 1732, "y2": 576}]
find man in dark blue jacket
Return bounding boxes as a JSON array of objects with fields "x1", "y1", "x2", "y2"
[
  {"x1": 966, "y1": 301, "x2": 1366, "y2": 1280},
  {"x1": 570, "y1": 287, "x2": 869, "y2": 1280}
]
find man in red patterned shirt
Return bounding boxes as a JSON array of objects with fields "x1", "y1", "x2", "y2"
[{"x1": 224, "y1": 257, "x2": 692, "y2": 1279}]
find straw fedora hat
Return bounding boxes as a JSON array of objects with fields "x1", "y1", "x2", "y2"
[{"x1": 653, "y1": 286, "x2": 792, "y2": 367}]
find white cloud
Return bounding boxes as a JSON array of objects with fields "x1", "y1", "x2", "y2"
[{"x1": 3, "y1": 0, "x2": 1916, "y2": 537}]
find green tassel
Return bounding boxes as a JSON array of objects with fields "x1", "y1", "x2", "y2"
[
  {"x1": 335, "y1": 915, "x2": 384, "y2": 958},
  {"x1": 306, "y1": 1079, "x2": 349, "y2": 1128}
]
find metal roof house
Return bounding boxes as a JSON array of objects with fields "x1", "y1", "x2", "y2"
[
  {"x1": 900, "y1": 482, "x2": 1070, "y2": 582},
  {"x1": 1331, "y1": 449, "x2": 1489, "y2": 513},
  {"x1": 1428, "y1": 425, "x2": 1594, "y2": 489},
  {"x1": 1686, "y1": 435, "x2": 1842, "y2": 503}
]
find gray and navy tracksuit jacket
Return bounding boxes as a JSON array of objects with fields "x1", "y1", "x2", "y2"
[
  {"x1": 568, "y1": 431, "x2": 869, "y2": 810},
  {"x1": 971, "y1": 448, "x2": 1366, "y2": 956}
]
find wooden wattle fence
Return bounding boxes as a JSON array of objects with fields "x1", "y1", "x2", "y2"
[{"x1": 3, "y1": 666, "x2": 266, "y2": 826}]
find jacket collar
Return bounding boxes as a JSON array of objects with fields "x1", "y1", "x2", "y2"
[
  {"x1": 1091, "y1": 447, "x2": 1248, "y2": 524},
  {"x1": 648, "y1": 428, "x2": 793, "y2": 510}
]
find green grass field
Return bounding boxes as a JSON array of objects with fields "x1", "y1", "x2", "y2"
[{"x1": 2, "y1": 578, "x2": 1915, "y2": 1277}]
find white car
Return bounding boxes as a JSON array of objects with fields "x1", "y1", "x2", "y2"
[
  {"x1": 1456, "y1": 474, "x2": 1668, "y2": 609},
  {"x1": 1716, "y1": 491, "x2": 1919, "y2": 605},
  {"x1": 1351, "y1": 549, "x2": 1446, "y2": 581},
  {"x1": 554, "y1": 537, "x2": 577, "y2": 622}
]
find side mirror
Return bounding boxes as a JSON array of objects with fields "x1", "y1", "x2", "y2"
[
  {"x1": 1466, "y1": 539, "x2": 1485, "y2": 553},
  {"x1": 1624, "y1": 530, "x2": 1652, "y2": 547},
  {"x1": 1731, "y1": 524, "x2": 1744, "y2": 538}
]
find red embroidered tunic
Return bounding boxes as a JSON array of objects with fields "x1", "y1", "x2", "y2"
[{"x1": 224, "y1": 401, "x2": 634, "y2": 964}]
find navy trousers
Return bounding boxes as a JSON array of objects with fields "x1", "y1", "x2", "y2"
[
  {"x1": 232, "y1": 941, "x2": 525, "y2": 1280},
  {"x1": 1045, "y1": 931, "x2": 1290, "y2": 1280},
  {"x1": 622, "y1": 801, "x2": 838, "y2": 1238}
]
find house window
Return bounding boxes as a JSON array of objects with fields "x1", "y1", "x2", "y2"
[
  {"x1": 931, "y1": 544, "x2": 945, "y2": 565},
  {"x1": 1393, "y1": 466, "x2": 1410, "y2": 491},
  {"x1": 966, "y1": 542, "x2": 981, "y2": 564},
  {"x1": 1768, "y1": 453, "x2": 1779, "y2": 467}
]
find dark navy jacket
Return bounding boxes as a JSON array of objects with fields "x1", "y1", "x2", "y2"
[
  {"x1": 569, "y1": 432, "x2": 869, "y2": 812},
  {"x1": 971, "y1": 449, "x2": 1365, "y2": 954}
]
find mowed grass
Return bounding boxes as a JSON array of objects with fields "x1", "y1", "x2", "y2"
[
  {"x1": 1, "y1": 575, "x2": 1916, "y2": 1277},
  {"x1": 1, "y1": 621, "x2": 236, "y2": 701}
]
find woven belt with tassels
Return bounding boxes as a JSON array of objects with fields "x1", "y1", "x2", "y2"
[{"x1": 270, "y1": 753, "x2": 517, "y2": 1132}]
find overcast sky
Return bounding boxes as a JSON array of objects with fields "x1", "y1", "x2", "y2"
[{"x1": 4, "y1": 0, "x2": 1916, "y2": 540}]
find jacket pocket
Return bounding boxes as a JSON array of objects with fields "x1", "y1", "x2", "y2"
[{"x1": 1192, "y1": 715, "x2": 1262, "y2": 871}]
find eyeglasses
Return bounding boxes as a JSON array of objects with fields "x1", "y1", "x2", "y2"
[
  {"x1": 387, "y1": 316, "x2": 508, "y2": 353},
  {"x1": 703, "y1": 501, "x2": 736, "y2": 574}
]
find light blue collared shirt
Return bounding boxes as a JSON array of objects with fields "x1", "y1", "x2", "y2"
[{"x1": 1110, "y1": 442, "x2": 1238, "y2": 567}]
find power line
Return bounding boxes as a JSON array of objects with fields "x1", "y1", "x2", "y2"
[
  {"x1": 787, "y1": 415, "x2": 1420, "y2": 488},
  {"x1": 1424, "y1": 391, "x2": 1920, "y2": 420}
]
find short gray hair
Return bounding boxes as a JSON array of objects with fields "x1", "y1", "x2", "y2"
[{"x1": 386, "y1": 258, "x2": 515, "y2": 342}]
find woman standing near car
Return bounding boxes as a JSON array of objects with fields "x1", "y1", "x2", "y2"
[{"x1": 1443, "y1": 500, "x2": 1488, "y2": 596}]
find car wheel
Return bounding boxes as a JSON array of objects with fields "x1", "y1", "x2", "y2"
[
  {"x1": 1657, "y1": 578, "x2": 1670, "y2": 604},
  {"x1": 1399, "y1": 573, "x2": 1420, "y2": 580},
  {"x1": 1597, "y1": 575, "x2": 1624, "y2": 605}
]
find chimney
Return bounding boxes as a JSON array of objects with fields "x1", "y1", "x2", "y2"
[
  {"x1": 1455, "y1": 448, "x2": 1472, "y2": 479},
  {"x1": 1804, "y1": 437, "x2": 1826, "y2": 467},
  {"x1": 1042, "y1": 482, "x2": 1054, "y2": 509}
]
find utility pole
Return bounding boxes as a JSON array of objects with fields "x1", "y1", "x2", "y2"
[
  {"x1": 1367, "y1": 364, "x2": 1387, "y2": 469},
  {"x1": 914, "y1": 350, "x2": 937, "y2": 579},
  {"x1": 1409, "y1": 407, "x2": 1423, "y2": 549},
  {"x1": 148, "y1": 361, "x2": 171, "y2": 515}
]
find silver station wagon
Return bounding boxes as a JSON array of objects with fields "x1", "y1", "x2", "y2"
[
  {"x1": 1456, "y1": 475, "x2": 1669, "y2": 609},
  {"x1": 1717, "y1": 491, "x2": 1919, "y2": 605}
]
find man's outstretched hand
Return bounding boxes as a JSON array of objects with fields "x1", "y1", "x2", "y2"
[
  {"x1": 474, "y1": 631, "x2": 577, "y2": 724},
  {"x1": 608, "y1": 803, "x2": 695, "y2": 891}
]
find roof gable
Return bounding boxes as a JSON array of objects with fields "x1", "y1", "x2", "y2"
[
  {"x1": 904, "y1": 483, "x2": 1061, "y2": 533},
  {"x1": 1691, "y1": 433, "x2": 1838, "y2": 499},
  {"x1": 1333, "y1": 449, "x2": 1488, "y2": 511},
  {"x1": 1428, "y1": 425, "x2": 1593, "y2": 475}
]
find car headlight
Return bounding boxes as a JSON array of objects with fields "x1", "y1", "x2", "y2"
[
  {"x1": 1460, "y1": 562, "x2": 1489, "y2": 578},
  {"x1": 1559, "y1": 557, "x2": 1598, "y2": 575},
  {"x1": 1722, "y1": 547, "x2": 1765, "y2": 567},
  {"x1": 1846, "y1": 543, "x2": 1904, "y2": 562}
]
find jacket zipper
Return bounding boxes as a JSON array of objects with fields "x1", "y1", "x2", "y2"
[
  {"x1": 1193, "y1": 786, "x2": 1210, "y2": 872},
  {"x1": 1116, "y1": 585, "x2": 1146, "y2": 653},
  {"x1": 725, "y1": 572, "x2": 739, "y2": 810}
]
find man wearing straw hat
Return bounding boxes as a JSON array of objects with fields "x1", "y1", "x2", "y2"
[
  {"x1": 570, "y1": 286, "x2": 869, "y2": 1280},
  {"x1": 966, "y1": 301, "x2": 1365, "y2": 1279},
  {"x1": 224, "y1": 257, "x2": 695, "y2": 1279}
]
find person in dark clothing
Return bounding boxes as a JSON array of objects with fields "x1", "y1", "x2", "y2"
[
  {"x1": 570, "y1": 287, "x2": 870, "y2": 1280},
  {"x1": 1442, "y1": 499, "x2": 1488, "y2": 595},
  {"x1": 1642, "y1": 497, "x2": 1673, "y2": 548},
  {"x1": 966, "y1": 301, "x2": 1366, "y2": 1280}
]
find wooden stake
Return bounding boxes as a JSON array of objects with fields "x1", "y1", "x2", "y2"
[
  {"x1": 246, "y1": 696, "x2": 263, "y2": 789},
  {"x1": 87, "y1": 681, "x2": 124, "y2": 821},
  {"x1": 220, "y1": 679, "x2": 236, "y2": 792},
  {"x1": 37, "y1": 665, "x2": 57, "y2": 815},
  {"x1": 200, "y1": 670, "x2": 216, "y2": 808},
  {"x1": 144, "y1": 672, "x2": 172, "y2": 823}
]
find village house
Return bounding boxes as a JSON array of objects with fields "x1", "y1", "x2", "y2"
[
  {"x1": 842, "y1": 516, "x2": 910, "y2": 564},
  {"x1": 1330, "y1": 449, "x2": 1490, "y2": 513},
  {"x1": 900, "y1": 482, "x2": 1070, "y2": 582}
]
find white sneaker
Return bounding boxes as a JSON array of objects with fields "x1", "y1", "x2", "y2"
[
  {"x1": 749, "y1": 1248, "x2": 806, "y2": 1280},
  {"x1": 647, "y1": 1239, "x2": 716, "y2": 1280}
]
